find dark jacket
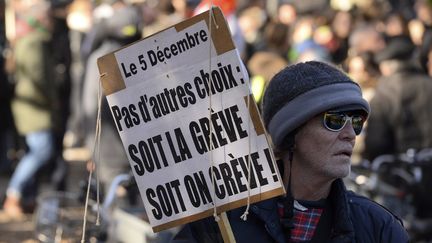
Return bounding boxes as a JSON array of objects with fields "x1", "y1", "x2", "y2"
[
  {"x1": 172, "y1": 179, "x2": 409, "y2": 243},
  {"x1": 363, "y1": 64, "x2": 432, "y2": 161}
]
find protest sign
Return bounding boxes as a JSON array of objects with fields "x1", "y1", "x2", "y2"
[{"x1": 97, "y1": 7, "x2": 285, "y2": 233}]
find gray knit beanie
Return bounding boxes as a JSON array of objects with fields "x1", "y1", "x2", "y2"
[{"x1": 262, "y1": 61, "x2": 370, "y2": 148}]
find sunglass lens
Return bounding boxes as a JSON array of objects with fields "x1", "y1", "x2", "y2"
[
  {"x1": 351, "y1": 116, "x2": 364, "y2": 135},
  {"x1": 324, "y1": 113, "x2": 346, "y2": 131}
]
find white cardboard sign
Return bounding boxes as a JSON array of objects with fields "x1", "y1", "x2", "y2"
[{"x1": 97, "y1": 8, "x2": 284, "y2": 232}]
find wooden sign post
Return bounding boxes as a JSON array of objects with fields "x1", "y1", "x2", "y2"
[{"x1": 218, "y1": 212, "x2": 236, "y2": 242}]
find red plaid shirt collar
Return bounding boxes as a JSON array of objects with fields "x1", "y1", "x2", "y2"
[{"x1": 278, "y1": 200, "x2": 324, "y2": 242}]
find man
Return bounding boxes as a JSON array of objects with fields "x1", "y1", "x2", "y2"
[{"x1": 173, "y1": 61, "x2": 408, "y2": 242}]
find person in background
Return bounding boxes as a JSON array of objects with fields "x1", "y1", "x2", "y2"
[
  {"x1": 173, "y1": 61, "x2": 408, "y2": 242},
  {"x1": 345, "y1": 23, "x2": 384, "y2": 107},
  {"x1": 363, "y1": 34, "x2": 432, "y2": 230},
  {"x1": 81, "y1": 0, "x2": 142, "y2": 196},
  {"x1": 348, "y1": 24, "x2": 386, "y2": 57},
  {"x1": 382, "y1": 12, "x2": 411, "y2": 38},
  {"x1": 245, "y1": 19, "x2": 289, "y2": 109},
  {"x1": 237, "y1": 5, "x2": 269, "y2": 61},
  {"x1": 329, "y1": 10, "x2": 353, "y2": 64},
  {"x1": 363, "y1": 35, "x2": 432, "y2": 161},
  {"x1": 288, "y1": 16, "x2": 331, "y2": 63},
  {"x1": 3, "y1": 0, "x2": 56, "y2": 218},
  {"x1": 194, "y1": 0, "x2": 246, "y2": 59},
  {"x1": 46, "y1": 0, "x2": 74, "y2": 192},
  {"x1": 414, "y1": 0, "x2": 432, "y2": 73},
  {"x1": 276, "y1": 1, "x2": 297, "y2": 27},
  {"x1": 142, "y1": 0, "x2": 201, "y2": 38}
]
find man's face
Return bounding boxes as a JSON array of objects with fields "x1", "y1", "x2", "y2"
[{"x1": 293, "y1": 114, "x2": 356, "y2": 181}]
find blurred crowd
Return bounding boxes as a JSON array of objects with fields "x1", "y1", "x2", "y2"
[{"x1": 1, "y1": 0, "x2": 432, "y2": 229}]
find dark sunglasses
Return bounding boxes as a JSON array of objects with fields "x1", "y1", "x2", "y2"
[{"x1": 322, "y1": 111, "x2": 366, "y2": 135}]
